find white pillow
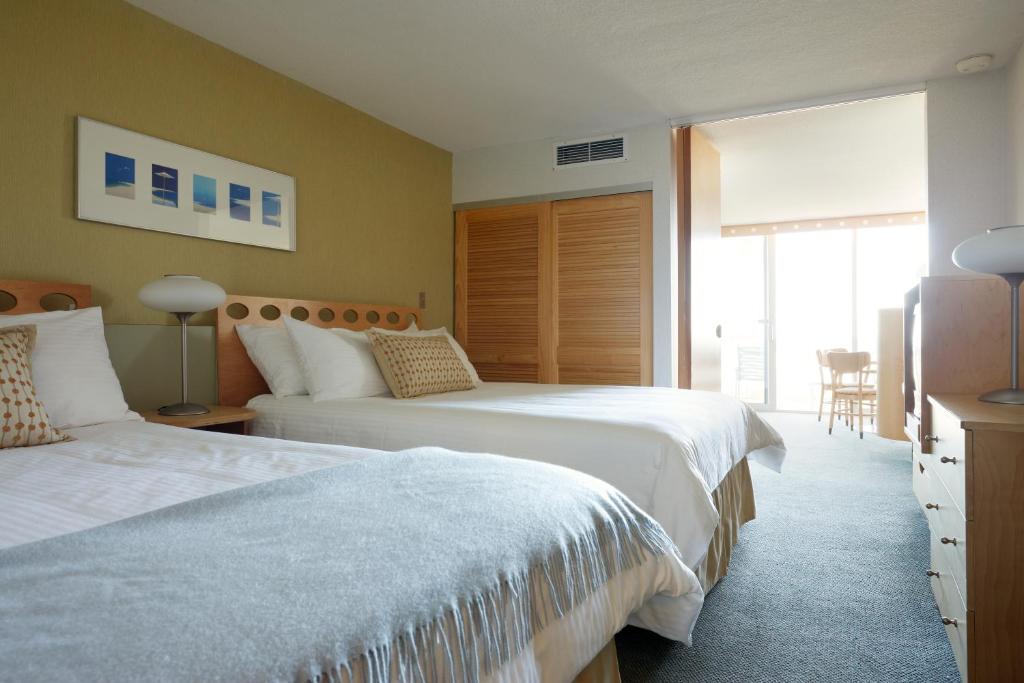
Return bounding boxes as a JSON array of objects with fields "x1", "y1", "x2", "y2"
[
  {"x1": 369, "y1": 326, "x2": 481, "y2": 386},
  {"x1": 1, "y1": 307, "x2": 137, "y2": 428},
  {"x1": 236, "y1": 325, "x2": 307, "y2": 397},
  {"x1": 283, "y1": 317, "x2": 390, "y2": 401}
]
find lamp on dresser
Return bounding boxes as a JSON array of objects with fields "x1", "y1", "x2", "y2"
[
  {"x1": 952, "y1": 225, "x2": 1024, "y2": 404},
  {"x1": 138, "y1": 275, "x2": 226, "y2": 416}
]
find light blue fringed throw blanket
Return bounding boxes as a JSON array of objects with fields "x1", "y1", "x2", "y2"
[{"x1": 0, "y1": 448, "x2": 683, "y2": 682}]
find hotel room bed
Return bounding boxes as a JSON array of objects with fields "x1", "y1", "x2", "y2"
[
  {"x1": 218, "y1": 293, "x2": 787, "y2": 591},
  {"x1": 246, "y1": 382, "x2": 786, "y2": 584},
  {"x1": 0, "y1": 279, "x2": 700, "y2": 683},
  {"x1": 0, "y1": 419, "x2": 702, "y2": 682}
]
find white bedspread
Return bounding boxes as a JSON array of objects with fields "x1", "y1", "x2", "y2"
[
  {"x1": 0, "y1": 421, "x2": 700, "y2": 682},
  {"x1": 249, "y1": 382, "x2": 786, "y2": 568}
]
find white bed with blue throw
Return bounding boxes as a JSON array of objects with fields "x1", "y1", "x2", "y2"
[
  {"x1": 0, "y1": 421, "x2": 703, "y2": 682},
  {"x1": 0, "y1": 280, "x2": 700, "y2": 683}
]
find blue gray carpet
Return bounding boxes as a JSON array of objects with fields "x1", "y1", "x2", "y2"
[{"x1": 616, "y1": 412, "x2": 959, "y2": 682}]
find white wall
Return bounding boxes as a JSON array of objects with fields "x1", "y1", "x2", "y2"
[
  {"x1": 926, "y1": 70, "x2": 1009, "y2": 275},
  {"x1": 1008, "y1": 43, "x2": 1024, "y2": 225},
  {"x1": 453, "y1": 123, "x2": 678, "y2": 386},
  {"x1": 700, "y1": 93, "x2": 927, "y2": 226}
]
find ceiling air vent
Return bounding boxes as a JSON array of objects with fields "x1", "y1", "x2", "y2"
[{"x1": 553, "y1": 134, "x2": 627, "y2": 168}]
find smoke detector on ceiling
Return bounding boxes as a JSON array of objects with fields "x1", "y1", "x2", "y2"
[{"x1": 956, "y1": 54, "x2": 994, "y2": 74}]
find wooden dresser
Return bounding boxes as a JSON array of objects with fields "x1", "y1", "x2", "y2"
[{"x1": 912, "y1": 394, "x2": 1024, "y2": 681}]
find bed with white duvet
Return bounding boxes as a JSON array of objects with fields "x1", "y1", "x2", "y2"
[
  {"x1": 0, "y1": 284, "x2": 701, "y2": 683},
  {"x1": 248, "y1": 382, "x2": 786, "y2": 570},
  {"x1": 225, "y1": 295, "x2": 787, "y2": 580},
  {"x1": 0, "y1": 420, "x2": 702, "y2": 683}
]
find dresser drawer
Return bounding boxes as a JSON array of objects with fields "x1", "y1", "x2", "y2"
[
  {"x1": 927, "y1": 403, "x2": 967, "y2": 516},
  {"x1": 929, "y1": 533, "x2": 968, "y2": 681},
  {"x1": 912, "y1": 449, "x2": 933, "y2": 511},
  {"x1": 923, "y1": 473, "x2": 967, "y2": 604}
]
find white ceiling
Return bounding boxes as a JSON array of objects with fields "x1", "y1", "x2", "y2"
[
  {"x1": 127, "y1": 0, "x2": 1024, "y2": 152},
  {"x1": 698, "y1": 93, "x2": 927, "y2": 225}
]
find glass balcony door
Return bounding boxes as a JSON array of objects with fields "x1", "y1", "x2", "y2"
[
  {"x1": 719, "y1": 235, "x2": 768, "y2": 408},
  {"x1": 720, "y1": 223, "x2": 927, "y2": 412}
]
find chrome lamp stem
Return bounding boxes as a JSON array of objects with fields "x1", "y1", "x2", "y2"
[
  {"x1": 157, "y1": 312, "x2": 210, "y2": 416},
  {"x1": 979, "y1": 274, "x2": 1024, "y2": 404}
]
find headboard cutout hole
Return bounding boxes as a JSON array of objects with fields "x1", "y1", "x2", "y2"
[
  {"x1": 366, "y1": 310, "x2": 380, "y2": 324},
  {"x1": 342, "y1": 309, "x2": 358, "y2": 324},
  {"x1": 226, "y1": 303, "x2": 250, "y2": 320},
  {"x1": 0, "y1": 291, "x2": 16, "y2": 313},
  {"x1": 386, "y1": 311, "x2": 400, "y2": 324},
  {"x1": 318, "y1": 308, "x2": 335, "y2": 322},
  {"x1": 260, "y1": 305, "x2": 281, "y2": 321},
  {"x1": 39, "y1": 293, "x2": 77, "y2": 311},
  {"x1": 290, "y1": 306, "x2": 309, "y2": 321},
  {"x1": 406, "y1": 312, "x2": 418, "y2": 326}
]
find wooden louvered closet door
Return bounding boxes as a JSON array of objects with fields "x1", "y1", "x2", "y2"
[
  {"x1": 552, "y1": 192, "x2": 652, "y2": 385},
  {"x1": 455, "y1": 192, "x2": 651, "y2": 386},
  {"x1": 455, "y1": 202, "x2": 555, "y2": 382}
]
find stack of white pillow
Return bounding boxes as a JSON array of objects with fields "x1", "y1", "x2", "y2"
[
  {"x1": 1, "y1": 307, "x2": 138, "y2": 428},
  {"x1": 236, "y1": 318, "x2": 481, "y2": 402}
]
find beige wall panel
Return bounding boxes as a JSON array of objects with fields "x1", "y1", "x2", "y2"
[{"x1": 0, "y1": 0, "x2": 453, "y2": 331}]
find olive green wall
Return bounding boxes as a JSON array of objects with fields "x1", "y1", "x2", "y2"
[{"x1": 0, "y1": 0, "x2": 453, "y2": 330}]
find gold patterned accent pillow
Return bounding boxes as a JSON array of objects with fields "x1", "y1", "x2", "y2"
[
  {"x1": 367, "y1": 331, "x2": 475, "y2": 399},
  {"x1": 1, "y1": 325, "x2": 69, "y2": 449}
]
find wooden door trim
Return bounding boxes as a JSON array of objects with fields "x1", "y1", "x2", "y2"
[
  {"x1": 638, "y1": 191, "x2": 654, "y2": 385},
  {"x1": 454, "y1": 210, "x2": 469, "y2": 348},
  {"x1": 675, "y1": 127, "x2": 693, "y2": 389},
  {"x1": 538, "y1": 203, "x2": 556, "y2": 383}
]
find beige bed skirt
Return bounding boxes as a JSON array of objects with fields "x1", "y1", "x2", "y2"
[
  {"x1": 571, "y1": 457, "x2": 756, "y2": 682},
  {"x1": 573, "y1": 638, "x2": 621, "y2": 683},
  {"x1": 696, "y1": 456, "x2": 756, "y2": 592}
]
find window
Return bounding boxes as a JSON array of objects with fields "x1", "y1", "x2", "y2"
[{"x1": 720, "y1": 223, "x2": 927, "y2": 411}]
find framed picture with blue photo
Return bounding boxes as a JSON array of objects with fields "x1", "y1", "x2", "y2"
[{"x1": 77, "y1": 117, "x2": 296, "y2": 251}]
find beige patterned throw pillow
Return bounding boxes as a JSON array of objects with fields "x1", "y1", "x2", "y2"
[
  {"x1": 1, "y1": 325, "x2": 69, "y2": 449},
  {"x1": 368, "y1": 331, "x2": 475, "y2": 399}
]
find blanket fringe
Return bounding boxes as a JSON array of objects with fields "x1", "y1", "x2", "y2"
[{"x1": 309, "y1": 493, "x2": 679, "y2": 683}]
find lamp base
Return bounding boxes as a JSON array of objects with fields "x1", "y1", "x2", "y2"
[
  {"x1": 978, "y1": 388, "x2": 1024, "y2": 405},
  {"x1": 157, "y1": 402, "x2": 211, "y2": 416}
]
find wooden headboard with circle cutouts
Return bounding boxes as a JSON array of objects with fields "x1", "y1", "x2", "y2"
[
  {"x1": 0, "y1": 279, "x2": 92, "y2": 315},
  {"x1": 216, "y1": 294, "x2": 422, "y2": 407}
]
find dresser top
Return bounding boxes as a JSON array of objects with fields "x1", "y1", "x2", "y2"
[{"x1": 929, "y1": 394, "x2": 1024, "y2": 432}]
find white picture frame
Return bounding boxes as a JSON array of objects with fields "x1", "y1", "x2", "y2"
[{"x1": 76, "y1": 117, "x2": 296, "y2": 251}]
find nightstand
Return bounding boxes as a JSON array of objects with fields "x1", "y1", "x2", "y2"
[{"x1": 141, "y1": 405, "x2": 257, "y2": 435}]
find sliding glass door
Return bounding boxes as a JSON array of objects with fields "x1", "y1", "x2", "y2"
[
  {"x1": 720, "y1": 223, "x2": 927, "y2": 411},
  {"x1": 774, "y1": 230, "x2": 855, "y2": 410},
  {"x1": 719, "y1": 235, "x2": 768, "y2": 407}
]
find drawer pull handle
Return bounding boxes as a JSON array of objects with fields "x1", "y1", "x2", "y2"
[
  {"x1": 941, "y1": 617, "x2": 958, "y2": 628},
  {"x1": 940, "y1": 456, "x2": 958, "y2": 464},
  {"x1": 940, "y1": 537, "x2": 958, "y2": 546},
  {"x1": 925, "y1": 502, "x2": 939, "y2": 510},
  {"x1": 918, "y1": 462, "x2": 925, "y2": 474},
  {"x1": 924, "y1": 434, "x2": 939, "y2": 442},
  {"x1": 926, "y1": 570, "x2": 941, "y2": 578}
]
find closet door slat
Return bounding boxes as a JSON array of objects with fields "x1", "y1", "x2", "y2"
[
  {"x1": 552, "y1": 192, "x2": 652, "y2": 386},
  {"x1": 455, "y1": 202, "x2": 555, "y2": 382}
]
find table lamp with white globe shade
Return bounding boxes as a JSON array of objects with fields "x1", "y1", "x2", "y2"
[
  {"x1": 952, "y1": 225, "x2": 1024, "y2": 404},
  {"x1": 138, "y1": 275, "x2": 226, "y2": 415}
]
